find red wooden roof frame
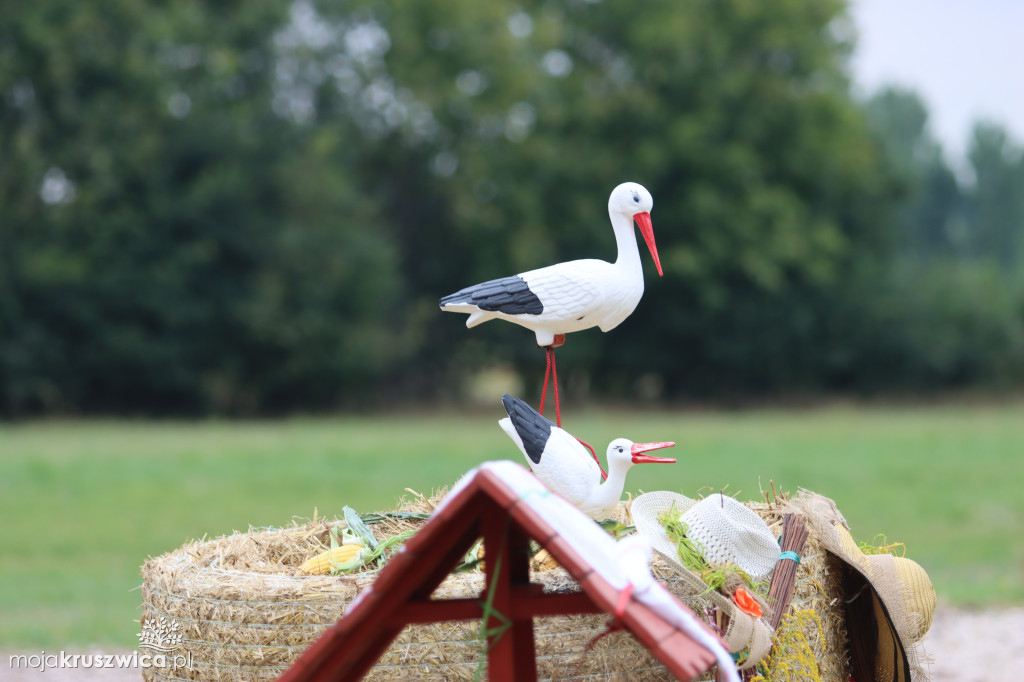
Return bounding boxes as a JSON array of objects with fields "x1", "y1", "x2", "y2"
[{"x1": 279, "y1": 464, "x2": 725, "y2": 682}]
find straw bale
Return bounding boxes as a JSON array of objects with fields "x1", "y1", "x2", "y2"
[
  {"x1": 140, "y1": 492, "x2": 851, "y2": 681},
  {"x1": 746, "y1": 499, "x2": 852, "y2": 682},
  {"x1": 141, "y1": 493, "x2": 680, "y2": 682}
]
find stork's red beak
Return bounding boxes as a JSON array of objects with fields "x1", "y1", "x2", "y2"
[
  {"x1": 630, "y1": 441, "x2": 676, "y2": 464},
  {"x1": 633, "y1": 211, "x2": 663, "y2": 277}
]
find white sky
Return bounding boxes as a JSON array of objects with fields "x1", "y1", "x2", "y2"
[{"x1": 849, "y1": 0, "x2": 1024, "y2": 162}]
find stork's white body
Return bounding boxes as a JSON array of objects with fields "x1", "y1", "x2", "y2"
[
  {"x1": 440, "y1": 183, "x2": 660, "y2": 348},
  {"x1": 462, "y1": 247, "x2": 644, "y2": 347},
  {"x1": 499, "y1": 417, "x2": 623, "y2": 518},
  {"x1": 498, "y1": 394, "x2": 676, "y2": 521}
]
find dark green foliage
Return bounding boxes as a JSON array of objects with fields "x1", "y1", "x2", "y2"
[
  {"x1": 864, "y1": 87, "x2": 965, "y2": 257},
  {"x1": 967, "y1": 122, "x2": 1024, "y2": 269},
  {"x1": 856, "y1": 88, "x2": 1024, "y2": 393},
  {"x1": 1, "y1": 0, "x2": 1022, "y2": 415},
  {"x1": 1, "y1": 0, "x2": 410, "y2": 414},
  {"x1": 865, "y1": 87, "x2": 1024, "y2": 268}
]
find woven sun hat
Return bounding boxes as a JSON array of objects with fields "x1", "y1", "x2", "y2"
[
  {"x1": 784, "y1": 491, "x2": 936, "y2": 682},
  {"x1": 630, "y1": 491, "x2": 781, "y2": 580},
  {"x1": 826, "y1": 522, "x2": 936, "y2": 682},
  {"x1": 629, "y1": 491, "x2": 776, "y2": 671}
]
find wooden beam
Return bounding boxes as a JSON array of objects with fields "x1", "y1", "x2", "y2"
[
  {"x1": 387, "y1": 588, "x2": 604, "y2": 628},
  {"x1": 506, "y1": 520, "x2": 538, "y2": 682},
  {"x1": 482, "y1": 506, "x2": 538, "y2": 682}
]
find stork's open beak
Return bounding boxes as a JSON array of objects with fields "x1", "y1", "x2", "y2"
[
  {"x1": 633, "y1": 211, "x2": 663, "y2": 277},
  {"x1": 630, "y1": 441, "x2": 676, "y2": 464}
]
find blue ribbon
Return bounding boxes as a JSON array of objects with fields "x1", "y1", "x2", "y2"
[{"x1": 778, "y1": 550, "x2": 800, "y2": 564}]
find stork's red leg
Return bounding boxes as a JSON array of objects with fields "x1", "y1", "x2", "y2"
[
  {"x1": 551, "y1": 347, "x2": 560, "y2": 427},
  {"x1": 538, "y1": 346, "x2": 552, "y2": 417},
  {"x1": 537, "y1": 341, "x2": 607, "y2": 480},
  {"x1": 539, "y1": 336, "x2": 565, "y2": 424},
  {"x1": 538, "y1": 345, "x2": 562, "y2": 427}
]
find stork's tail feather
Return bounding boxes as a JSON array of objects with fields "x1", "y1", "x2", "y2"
[
  {"x1": 439, "y1": 276, "x2": 543, "y2": 316},
  {"x1": 439, "y1": 293, "x2": 473, "y2": 309},
  {"x1": 501, "y1": 394, "x2": 552, "y2": 465}
]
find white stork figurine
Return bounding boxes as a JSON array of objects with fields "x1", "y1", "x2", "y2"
[
  {"x1": 498, "y1": 394, "x2": 676, "y2": 520},
  {"x1": 440, "y1": 182, "x2": 662, "y2": 347},
  {"x1": 440, "y1": 182, "x2": 663, "y2": 423}
]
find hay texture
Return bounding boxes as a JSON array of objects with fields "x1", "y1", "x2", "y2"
[
  {"x1": 745, "y1": 497, "x2": 852, "y2": 682},
  {"x1": 140, "y1": 491, "x2": 854, "y2": 681},
  {"x1": 140, "y1": 495, "x2": 701, "y2": 681}
]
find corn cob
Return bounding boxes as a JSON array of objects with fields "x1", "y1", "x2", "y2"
[
  {"x1": 299, "y1": 544, "x2": 364, "y2": 575},
  {"x1": 475, "y1": 545, "x2": 559, "y2": 573},
  {"x1": 530, "y1": 548, "x2": 559, "y2": 571}
]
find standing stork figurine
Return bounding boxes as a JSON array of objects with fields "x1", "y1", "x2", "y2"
[{"x1": 440, "y1": 182, "x2": 663, "y2": 425}]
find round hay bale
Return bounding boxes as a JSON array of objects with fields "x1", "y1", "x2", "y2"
[
  {"x1": 140, "y1": 495, "x2": 852, "y2": 681},
  {"x1": 140, "y1": 511, "x2": 711, "y2": 681}
]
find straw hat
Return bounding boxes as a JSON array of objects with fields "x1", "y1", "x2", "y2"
[
  {"x1": 783, "y1": 492, "x2": 936, "y2": 682},
  {"x1": 631, "y1": 491, "x2": 781, "y2": 580},
  {"x1": 825, "y1": 522, "x2": 936, "y2": 682}
]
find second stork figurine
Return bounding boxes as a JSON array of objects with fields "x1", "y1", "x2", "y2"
[
  {"x1": 499, "y1": 394, "x2": 676, "y2": 520},
  {"x1": 440, "y1": 182, "x2": 663, "y2": 421}
]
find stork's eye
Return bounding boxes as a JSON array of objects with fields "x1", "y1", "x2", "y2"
[
  {"x1": 617, "y1": 446, "x2": 624, "y2": 453},
  {"x1": 632, "y1": 193, "x2": 640, "y2": 203}
]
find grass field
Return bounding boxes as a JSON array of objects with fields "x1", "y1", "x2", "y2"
[{"x1": 1, "y1": 402, "x2": 1022, "y2": 648}]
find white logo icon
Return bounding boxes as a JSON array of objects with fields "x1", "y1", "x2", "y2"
[{"x1": 137, "y1": 617, "x2": 184, "y2": 653}]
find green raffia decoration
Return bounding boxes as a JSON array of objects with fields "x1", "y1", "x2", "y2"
[
  {"x1": 657, "y1": 505, "x2": 761, "y2": 593},
  {"x1": 857, "y1": 533, "x2": 907, "y2": 557},
  {"x1": 658, "y1": 507, "x2": 709, "y2": 573}
]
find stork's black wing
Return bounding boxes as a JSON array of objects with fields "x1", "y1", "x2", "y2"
[
  {"x1": 440, "y1": 275, "x2": 543, "y2": 315},
  {"x1": 501, "y1": 394, "x2": 552, "y2": 464}
]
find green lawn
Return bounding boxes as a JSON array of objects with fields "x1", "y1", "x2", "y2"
[{"x1": 1, "y1": 402, "x2": 1022, "y2": 648}]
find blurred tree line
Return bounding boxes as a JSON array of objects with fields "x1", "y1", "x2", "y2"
[{"x1": 1, "y1": 0, "x2": 1022, "y2": 416}]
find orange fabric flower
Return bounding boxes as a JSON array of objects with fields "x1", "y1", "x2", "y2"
[{"x1": 732, "y1": 587, "x2": 763, "y2": 618}]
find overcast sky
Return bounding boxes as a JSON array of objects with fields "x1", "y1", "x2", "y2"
[{"x1": 848, "y1": 0, "x2": 1024, "y2": 162}]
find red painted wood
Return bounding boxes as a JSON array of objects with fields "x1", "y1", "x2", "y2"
[
  {"x1": 539, "y1": 535, "x2": 594, "y2": 578},
  {"x1": 482, "y1": 507, "x2": 512, "y2": 682},
  {"x1": 389, "y1": 598, "x2": 482, "y2": 626},
  {"x1": 481, "y1": 506, "x2": 538, "y2": 682},
  {"x1": 386, "y1": 587, "x2": 604, "y2": 628},
  {"x1": 505, "y1": 498, "x2": 557, "y2": 545},
  {"x1": 427, "y1": 476, "x2": 482, "y2": 525},
  {"x1": 506, "y1": 520, "x2": 538, "y2": 682},
  {"x1": 654, "y1": 630, "x2": 719, "y2": 680},
  {"x1": 578, "y1": 572, "x2": 625, "y2": 614},
  {"x1": 335, "y1": 625, "x2": 405, "y2": 682},
  {"x1": 514, "y1": 590, "x2": 603, "y2": 618},
  {"x1": 408, "y1": 519, "x2": 482, "y2": 601},
  {"x1": 402, "y1": 488, "x2": 481, "y2": 555},
  {"x1": 281, "y1": 466, "x2": 722, "y2": 682},
  {"x1": 619, "y1": 598, "x2": 679, "y2": 645},
  {"x1": 476, "y1": 469, "x2": 522, "y2": 510}
]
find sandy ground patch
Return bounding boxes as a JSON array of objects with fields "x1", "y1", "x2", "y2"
[
  {"x1": 2, "y1": 605, "x2": 1021, "y2": 681},
  {"x1": 922, "y1": 605, "x2": 1024, "y2": 681}
]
